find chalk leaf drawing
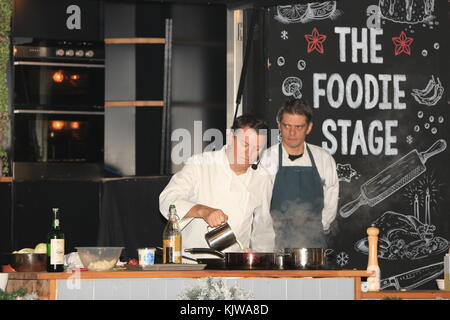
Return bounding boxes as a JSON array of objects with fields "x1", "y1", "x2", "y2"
[
  {"x1": 379, "y1": 0, "x2": 435, "y2": 24},
  {"x1": 337, "y1": 163, "x2": 358, "y2": 183},
  {"x1": 304, "y1": 27, "x2": 327, "y2": 54},
  {"x1": 275, "y1": 1, "x2": 341, "y2": 24},
  {"x1": 380, "y1": 262, "x2": 443, "y2": 290},
  {"x1": 354, "y1": 211, "x2": 449, "y2": 260},
  {"x1": 282, "y1": 76, "x2": 303, "y2": 99},
  {"x1": 411, "y1": 75, "x2": 444, "y2": 106},
  {"x1": 392, "y1": 31, "x2": 414, "y2": 55},
  {"x1": 340, "y1": 139, "x2": 447, "y2": 218}
]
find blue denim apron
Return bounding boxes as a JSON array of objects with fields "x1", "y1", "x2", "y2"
[{"x1": 270, "y1": 144, "x2": 325, "y2": 248}]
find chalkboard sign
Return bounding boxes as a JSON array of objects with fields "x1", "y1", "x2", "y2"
[{"x1": 263, "y1": 0, "x2": 449, "y2": 290}]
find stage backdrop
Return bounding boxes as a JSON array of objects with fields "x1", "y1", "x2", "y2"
[{"x1": 263, "y1": 0, "x2": 449, "y2": 290}]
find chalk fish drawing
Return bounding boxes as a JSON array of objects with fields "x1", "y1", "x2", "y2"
[
  {"x1": 275, "y1": 1, "x2": 341, "y2": 24},
  {"x1": 380, "y1": 262, "x2": 443, "y2": 290},
  {"x1": 282, "y1": 76, "x2": 303, "y2": 99},
  {"x1": 340, "y1": 139, "x2": 447, "y2": 218},
  {"x1": 411, "y1": 75, "x2": 444, "y2": 106},
  {"x1": 379, "y1": 0, "x2": 435, "y2": 24},
  {"x1": 354, "y1": 211, "x2": 449, "y2": 260}
]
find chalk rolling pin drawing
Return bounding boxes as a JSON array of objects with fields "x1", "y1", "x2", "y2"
[{"x1": 340, "y1": 139, "x2": 447, "y2": 218}]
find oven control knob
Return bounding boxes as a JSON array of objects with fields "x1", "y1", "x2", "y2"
[
  {"x1": 65, "y1": 49, "x2": 75, "y2": 57},
  {"x1": 56, "y1": 49, "x2": 65, "y2": 56},
  {"x1": 85, "y1": 50, "x2": 95, "y2": 58},
  {"x1": 75, "y1": 50, "x2": 84, "y2": 57}
]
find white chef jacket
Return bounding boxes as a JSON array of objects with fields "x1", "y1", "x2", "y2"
[
  {"x1": 259, "y1": 142, "x2": 339, "y2": 231},
  {"x1": 159, "y1": 146, "x2": 275, "y2": 259}
]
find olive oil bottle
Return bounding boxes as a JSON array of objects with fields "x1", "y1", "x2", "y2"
[
  {"x1": 47, "y1": 208, "x2": 65, "y2": 272},
  {"x1": 162, "y1": 205, "x2": 182, "y2": 264}
]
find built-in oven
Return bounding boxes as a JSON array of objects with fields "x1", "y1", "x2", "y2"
[
  {"x1": 13, "y1": 39, "x2": 104, "y2": 111},
  {"x1": 13, "y1": 110, "x2": 104, "y2": 180},
  {"x1": 12, "y1": 39, "x2": 105, "y2": 180}
]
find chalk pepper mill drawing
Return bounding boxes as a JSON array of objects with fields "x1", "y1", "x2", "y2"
[{"x1": 367, "y1": 226, "x2": 380, "y2": 291}]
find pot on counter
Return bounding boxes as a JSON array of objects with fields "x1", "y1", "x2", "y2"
[
  {"x1": 281, "y1": 248, "x2": 334, "y2": 269},
  {"x1": 184, "y1": 248, "x2": 279, "y2": 269}
]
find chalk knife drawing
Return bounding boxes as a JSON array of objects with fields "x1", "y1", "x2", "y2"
[
  {"x1": 380, "y1": 262, "x2": 443, "y2": 290},
  {"x1": 340, "y1": 139, "x2": 447, "y2": 218}
]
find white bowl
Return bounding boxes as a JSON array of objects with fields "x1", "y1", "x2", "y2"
[{"x1": 436, "y1": 279, "x2": 444, "y2": 290}]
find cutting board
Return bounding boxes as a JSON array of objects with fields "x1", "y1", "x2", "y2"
[{"x1": 125, "y1": 264, "x2": 207, "y2": 271}]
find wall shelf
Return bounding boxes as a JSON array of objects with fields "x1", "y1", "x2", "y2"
[
  {"x1": 105, "y1": 38, "x2": 165, "y2": 45},
  {"x1": 105, "y1": 100, "x2": 164, "y2": 107}
]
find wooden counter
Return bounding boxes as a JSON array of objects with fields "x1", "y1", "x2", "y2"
[{"x1": 6, "y1": 269, "x2": 371, "y2": 300}]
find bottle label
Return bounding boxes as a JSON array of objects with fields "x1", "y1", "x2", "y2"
[
  {"x1": 163, "y1": 235, "x2": 182, "y2": 264},
  {"x1": 50, "y1": 239, "x2": 65, "y2": 265}
]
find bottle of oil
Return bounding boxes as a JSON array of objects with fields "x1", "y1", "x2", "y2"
[{"x1": 163, "y1": 205, "x2": 182, "y2": 264}]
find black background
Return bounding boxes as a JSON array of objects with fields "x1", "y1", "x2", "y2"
[{"x1": 263, "y1": 0, "x2": 449, "y2": 289}]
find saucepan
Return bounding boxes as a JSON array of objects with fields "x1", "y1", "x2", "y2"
[
  {"x1": 281, "y1": 248, "x2": 334, "y2": 269},
  {"x1": 185, "y1": 248, "x2": 279, "y2": 269}
]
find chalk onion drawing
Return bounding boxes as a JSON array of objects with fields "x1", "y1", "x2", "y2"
[
  {"x1": 337, "y1": 163, "x2": 359, "y2": 183},
  {"x1": 379, "y1": 262, "x2": 444, "y2": 290},
  {"x1": 282, "y1": 76, "x2": 303, "y2": 99},
  {"x1": 379, "y1": 0, "x2": 435, "y2": 24},
  {"x1": 275, "y1": 1, "x2": 341, "y2": 24},
  {"x1": 411, "y1": 75, "x2": 444, "y2": 106},
  {"x1": 354, "y1": 211, "x2": 449, "y2": 260},
  {"x1": 339, "y1": 139, "x2": 447, "y2": 218}
]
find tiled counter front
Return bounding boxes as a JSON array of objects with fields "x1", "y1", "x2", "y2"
[{"x1": 6, "y1": 270, "x2": 370, "y2": 300}]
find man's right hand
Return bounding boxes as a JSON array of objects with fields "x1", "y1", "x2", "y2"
[
  {"x1": 186, "y1": 204, "x2": 228, "y2": 228},
  {"x1": 202, "y1": 208, "x2": 228, "y2": 228}
]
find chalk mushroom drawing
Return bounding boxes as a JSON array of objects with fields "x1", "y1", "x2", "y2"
[
  {"x1": 339, "y1": 139, "x2": 447, "y2": 218},
  {"x1": 275, "y1": 1, "x2": 341, "y2": 24},
  {"x1": 379, "y1": 262, "x2": 444, "y2": 290},
  {"x1": 282, "y1": 76, "x2": 303, "y2": 99},
  {"x1": 411, "y1": 75, "x2": 444, "y2": 106},
  {"x1": 379, "y1": 0, "x2": 435, "y2": 24}
]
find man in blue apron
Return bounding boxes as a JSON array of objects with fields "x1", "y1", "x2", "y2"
[{"x1": 260, "y1": 99, "x2": 339, "y2": 249}]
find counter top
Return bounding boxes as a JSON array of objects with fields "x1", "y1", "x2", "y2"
[{"x1": 7, "y1": 269, "x2": 372, "y2": 280}]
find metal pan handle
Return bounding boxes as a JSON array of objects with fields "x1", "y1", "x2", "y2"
[{"x1": 184, "y1": 248, "x2": 225, "y2": 259}]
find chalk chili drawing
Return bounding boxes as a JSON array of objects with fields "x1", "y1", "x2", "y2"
[
  {"x1": 411, "y1": 75, "x2": 444, "y2": 106},
  {"x1": 339, "y1": 139, "x2": 447, "y2": 218}
]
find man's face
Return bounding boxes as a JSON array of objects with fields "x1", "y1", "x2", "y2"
[
  {"x1": 278, "y1": 113, "x2": 312, "y2": 150},
  {"x1": 232, "y1": 126, "x2": 266, "y2": 169}
]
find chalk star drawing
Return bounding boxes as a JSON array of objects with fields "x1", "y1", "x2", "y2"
[
  {"x1": 281, "y1": 30, "x2": 289, "y2": 40},
  {"x1": 337, "y1": 163, "x2": 359, "y2": 183},
  {"x1": 406, "y1": 135, "x2": 414, "y2": 145},
  {"x1": 392, "y1": 31, "x2": 414, "y2": 56},
  {"x1": 304, "y1": 27, "x2": 327, "y2": 54}
]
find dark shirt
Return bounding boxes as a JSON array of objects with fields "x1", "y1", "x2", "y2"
[{"x1": 288, "y1": 153, "x2": 303, "y2": 161}]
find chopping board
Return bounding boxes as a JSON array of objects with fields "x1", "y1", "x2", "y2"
[{"x1": 125, "y1": 264, "x2": 207, "y2": 271}]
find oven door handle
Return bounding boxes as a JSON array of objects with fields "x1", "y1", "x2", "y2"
[
  {"x1": 14, "y1": 109, "x2": 105, "y2": 115},
  {"x1": 14, "y1": 61, "x2": 105, "y2": 68}
]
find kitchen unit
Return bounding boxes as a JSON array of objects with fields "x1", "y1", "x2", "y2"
[{"x1": 6, "y1": 269, "x2": 373, "y2": 300}]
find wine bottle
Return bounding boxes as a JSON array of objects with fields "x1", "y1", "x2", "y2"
[
  {"x1": 47, "y1": 208, "x2": 65, "y2": 272},
  {"x1": 162, "y1": 205, "x2": 182, "y2": 264}
]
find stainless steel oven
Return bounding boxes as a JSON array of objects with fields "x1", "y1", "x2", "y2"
[
  {"x1": 12, "y1": 39, "x2": 105, "y2": 180},
  {"x1": 13, "y1": 39, "x2": 104, "y2": 111}
]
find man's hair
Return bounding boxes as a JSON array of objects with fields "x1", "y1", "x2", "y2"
[
  {"x1": 231, "y1": 114, "x2": 268, "y2": 134},
  {"x1": 276, "y1": 98, "x2": 313, "y2": 124}
]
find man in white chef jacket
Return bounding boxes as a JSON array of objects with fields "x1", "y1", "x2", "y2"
[
  {"x1": 260, "y1": 98, "x2": 339, "y2": 249},
  {"x1": 159, "y1": 115, "x2": 275, "y2": 259}
]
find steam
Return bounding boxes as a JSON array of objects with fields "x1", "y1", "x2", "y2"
[{"x1": 272, "y1": 200, "x2": 327, "y2": 249}]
